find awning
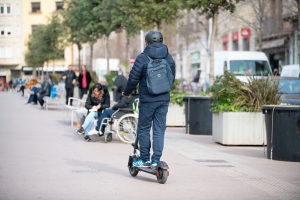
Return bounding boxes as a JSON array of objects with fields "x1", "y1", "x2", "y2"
[
  {"x1": 22, "y1": 66, "x2": 68, "y2": 72},
  {"x1": 262, "y1": 38, "x2": 285, "y2": 49}
]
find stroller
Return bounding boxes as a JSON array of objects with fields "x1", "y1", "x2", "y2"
[{"x1": 99, "y1": 75, "x2": 139, "y2": 143}]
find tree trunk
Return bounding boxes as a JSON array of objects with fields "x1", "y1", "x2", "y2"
[
  {"x1": 298, "y1": 0, "x2": 300, "y2": 63},
  {"x1": 105, "y1": 35, "x2": 110, "y2": 75},
  {"x1": 77, "y1": 43, "x2": 82, "y2": 72},
  {"x1": 125, "y1": 34, "x2": 130, "y2": 77},
  {"x1": 90, "y1": 43, "x2": 93, "y2": 71},
  {"x1": 46, "y1": 61, "x2": 49, "y2": 76},
  {"x1": 52, "y1": 60, "x2": 55, "y2": 74},
  {"x1": 32, "y1": 67, "x2": 36, "y2": 79},
  {"x1": 209, "y1": 10, "x2": 218, "y2": 86}
]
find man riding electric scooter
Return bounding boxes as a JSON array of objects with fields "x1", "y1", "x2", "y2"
[{"x1": 123, "y1": 30, "x2": 176, "y2": 183}]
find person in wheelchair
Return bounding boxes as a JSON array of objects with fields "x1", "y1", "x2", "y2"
[
  {"x1": 77, "y1": 83, "x2": 110, "y2": 142},
  {"x1": 88, "y1": 90, "x2": 138, "y2": 136}
]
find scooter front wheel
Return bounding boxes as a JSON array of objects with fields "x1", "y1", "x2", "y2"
[
  {"x1": 156, "y1": 168, "x2": 168, "y2": 184},
  {"x1": 129, "y1": 166, "x2": 139, "y2": 177}
]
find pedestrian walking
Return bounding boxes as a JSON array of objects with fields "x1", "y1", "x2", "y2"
[
  {"x1": 77, "y1": 65, "x2": 91, "y2": 99},
  {"x1": 61, "y1": 65, "x2": 77, "y2": 106},
  {"x1": 122, "y1": 30, "x2": 176, "y2": 169}
]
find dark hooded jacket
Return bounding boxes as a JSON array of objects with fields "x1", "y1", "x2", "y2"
[
  {"x1": 112, "y1": 94, "x2": 139, "y2": 110},
  {"x1": 123, "y1": 43, "x2": 176, "y2": 103},
  {"x1": 85, "y1": 85, "x2": 110, "y2": 116},
  {"x1": 40, "y1": 77, "x2": 52, "y2": 96},
  {"x1": 61, "y1": 70, "x2": 77, "y2": 89},
  {"x1": 113, "y1": 75, "x2": 127, "y2": 101}
]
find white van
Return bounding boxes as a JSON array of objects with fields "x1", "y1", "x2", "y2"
[
  {"x1": 280, "y1": 65, "x2": 300, "y2": 77},
  {"x1": 213, "y1": 51, "x2": 272, "y2": 83}
]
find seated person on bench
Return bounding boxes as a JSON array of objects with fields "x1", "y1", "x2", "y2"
[
  {"x1": 77, "y1": 83, "x2": 110, "y2": 142},
  {"x1": 89, "y1": 91, "x2": 137, "y2": 136}
]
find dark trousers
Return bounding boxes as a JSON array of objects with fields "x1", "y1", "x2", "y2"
[
  {"x1": 18, "y1": 85, "x2": 25, "y2": 96},
  {"x1": 138, "y1": 101, "x2": 169, "y2": 163},
  {"x1": 27, "y1": 87, "x2": 41, "y2": 103},
  {"x1": 37, "y1": 94, "x2": 46, "y2": 106},
  {"x1": 79, "y1": 88, "x2": 88, "y2": 99},
  {"x1": 65, "y1": 87, "x2": 74, "y2": 105},
  {"x1": 96, "y1": 109, "x2": 116, "y2": 132}
]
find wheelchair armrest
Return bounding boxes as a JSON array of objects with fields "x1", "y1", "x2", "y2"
[{"x1": 118, "y1": 108, "x2": 134, "y2": 111}]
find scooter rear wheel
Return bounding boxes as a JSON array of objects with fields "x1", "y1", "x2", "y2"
[
  {"x1": 157, "y1": 168, "x2": 168, "y2": 184},
  {"x1": 129, "y1": 166, "x2": 139, "y2": 177}
]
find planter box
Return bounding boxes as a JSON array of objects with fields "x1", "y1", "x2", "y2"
[
  {"x1": 213, "y1": 112, "x2": 266, "y2": 145},
  {"x1": 167, "y1": 104, "x2": 185, "y2": 127}
]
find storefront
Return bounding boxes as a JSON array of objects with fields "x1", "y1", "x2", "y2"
[
  {"x1": 262, "y1": 34, "x2": 290, "y2": 71},
  {"x1": 190, "y1": 51, "x2": 201, "y2": 83}
]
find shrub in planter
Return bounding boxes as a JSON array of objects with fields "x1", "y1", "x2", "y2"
[
  {"x1": 207, "y1": 70, "x2": 281, "y2": 113},
  {"x1": 207, "y1": 70, "x2": 282, "y2": 145}
]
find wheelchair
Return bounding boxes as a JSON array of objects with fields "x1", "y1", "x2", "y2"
[{"x1": 99, "y1": 99, "x2": 139, "y2": 144}]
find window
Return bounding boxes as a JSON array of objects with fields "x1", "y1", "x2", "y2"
[
  {"x1": 223, "y1": 43, "x2": 228, "y2": 51},
  {"x1": 16, "y1": 25, "x2": 20, "y2": 36},
  {"x1": 230, "y1": 60, "x2": 271, "y2": 76},
  {"x1": 0, "y1": 5, "x2": 4, "y2": 14},
  {"x1": 0, "y1": 47, "x2": 4, "y2": 58},
  {"x1": 16, "y1": 4, "x2": 20, "y2": 15},
  {"x1": 31, "y1": 25, "x2": 38, "y2": 34},
  {"x1": 6, "y1": 4, "x2": 10, "y2": 14},
  {"x1": 0, "y1": 26, "x2": 4, "y2": 35},
  {"x1": 232, "y1": 40, "x2": 239, "y2": 51},
  {"x1": 242, "y1": 38, "x2": 250, "y2": 51},
  {"x1": 0, "y1": 4, "x2": 12, "y2": 15},
  {"x1": 5, "y1": 47, "x2": 12, "y2": 58},
  {"x1": 6, "y1": 26, "x2": 11, "y2": 35},
  {"x1": 56, "y1": 2, "x2": 64, "y2": 10},
  {"x1": 31, "y1": 2, "x2": 41, "y2": 13},
  {"x1": 17, "y1": 47, "x2": 21, "y2": 58}
]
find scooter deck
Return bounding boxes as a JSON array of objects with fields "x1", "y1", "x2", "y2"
[{"x1": 136, "y1": 167, "x2": 157, "y2": 175}]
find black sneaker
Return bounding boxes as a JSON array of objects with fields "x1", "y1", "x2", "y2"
[
  {"x1": 85, "y1": 136, "x2": 91, "y2": 142},
  {"x1": 77, "y1": 127, "x2": 85, "y2": 135}
]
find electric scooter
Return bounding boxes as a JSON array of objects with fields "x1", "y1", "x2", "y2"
[{"x1": 127, "y1": 137, "x2": 169, "y2": 184}]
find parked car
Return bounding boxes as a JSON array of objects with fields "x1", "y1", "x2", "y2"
[
  {"x1": 274, "y1": 77, "x2": 300, "y2": 105},
  {"x1": 280, "y1": 64, "x2": 299, "y2": 77},
  {"x1": 213, "y1": 51, "x2": 272, "y2": 83}
]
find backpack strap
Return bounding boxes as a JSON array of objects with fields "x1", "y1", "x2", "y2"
[{"x1": 142, "y1": 52, "x2": 152, "y2": 62}]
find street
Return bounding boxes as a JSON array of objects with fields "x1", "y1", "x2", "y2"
[{"x1": 0, "y1": 92, "x2": 300, "y2": 200}]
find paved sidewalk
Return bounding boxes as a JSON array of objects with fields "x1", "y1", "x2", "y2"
[{"x1": 0, "y1": 92, "x2": 300, "y2": 200}]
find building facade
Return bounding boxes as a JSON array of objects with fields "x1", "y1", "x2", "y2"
[
  {"x1": 0, "y1": 0, "x2": 67, "y2": 84},
  {"x1": 0, "y1": 0, "x2": 23, "y2": 85}
]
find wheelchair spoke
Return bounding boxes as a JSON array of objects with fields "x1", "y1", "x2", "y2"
[{"x1": 116, "y1": 114, "x2": 138, "y2": 144}]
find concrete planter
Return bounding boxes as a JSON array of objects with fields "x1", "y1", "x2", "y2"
[
  {"x1": 213, "y1": 112, "x2": 266, "y2": 145},
  {"x1": 167, "y1": 104, "x2": 185, "y2": 127}
]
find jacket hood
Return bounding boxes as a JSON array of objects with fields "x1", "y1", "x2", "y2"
[
  {"x1": 113, "y1": 75, "x2": 127, "y2": 92},
  {"x1": 143, "y1": 43, "x2": 169, "y2": 59}
]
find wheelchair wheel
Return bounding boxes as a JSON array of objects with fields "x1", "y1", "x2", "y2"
[
  {"x1": 104, "y1": 132, "x2": 113, "y2": 143},
  {"x1": 116, "y1": 113, "x2": 138, "y2": 144}
]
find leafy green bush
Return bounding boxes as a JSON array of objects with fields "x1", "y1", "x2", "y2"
[
  {"x1": 50, "y1": 72, "x2": 61, "y2": 85},
  {"x1": 170, "y1": 92, "x2": 187, "y2": 106},
  {"x1": 207, "y1": 70, "x2": 249, "y2": 113},
  {"x1": 104, "y1": 71, "x2": 118, "y2": 90}
]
